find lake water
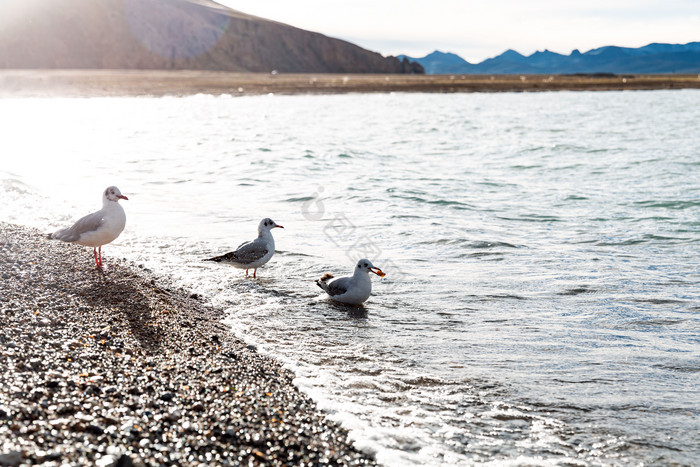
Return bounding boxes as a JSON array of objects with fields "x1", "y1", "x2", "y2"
[{"x1": 1, "y1": 90, "x2": 699, "y2": 466}]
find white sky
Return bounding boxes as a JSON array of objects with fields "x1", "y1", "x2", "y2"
[{"x1": 217, "y1": 0, "x2": 699, "y2": 63}]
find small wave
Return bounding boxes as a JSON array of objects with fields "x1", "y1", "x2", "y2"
[
  {"x1": 0, "y1": 177, "x2": 32, "y2": 195},
  {"x1": 519, "y1": 145, "x2": 546, "y2": 153},
  {"x1": 634, "y1": 199, "x2": 700, "y2": 210},
  {"x1": 275, "y1": 250, "x2": 315, "y2": 258},
  {"x1": 485, "y1": 294, "x2": 527, "y2": 301},
  {"x1": 423, "y1": 238, "x2": 519, "y2": 249},
  {"x1": 551, "y1": 143, "x2": 588, "y2": 152},
  {"x1": 630, "y1": 216, "x2": 674, "y2": 222},
  {"x1": 388, "y1": 194, "x2": 474, "y2": 209},
  {"x1": 551, "y1": 378, "x2": 615, "y2": 384},
  {"x1": 551, "y1": 164, "x2": 585, "y2": 171},
  {"x1": 558, "y1": 286, "x2": 598, "y2": 296},
  {"x1": 468, "y1": 240, "x2": 519, "y2": 249},
  {"x1": 399, "y1": 375, "x2": 454, "y2": 388},
  {"x1": 460, "y1": 252, "x2": 505, "y2": 261},
  {"x1": 595, "y1": 234, "x2": 695, "y2": 246},
  {"x1": 594, "y1": 238, "x2": 647, "y2": 246},
  {"x1": 497, "y1": 214, "x2": 561, "y2": 223},
  {"x1": 390, "y1": 214, "x2": 426, "y2": 220},
  {"x1": 284, "y1": 196, "x2": 316, "y2": 202},
  {"x1": 510, "y1": 164, "x2": 542, "y2": 170},
  {"x1": 627, "y1": 299, "x2": 685, "y2": 305},
  {"x1": 624, "y1": 318, "x2": 686, "y2": 327},
  {"x1": 652, "y1": 363, "x2": 700, "y2": 373},
  {"x1": 476, "y1": 181, "x2": 518, "y2": 188}
]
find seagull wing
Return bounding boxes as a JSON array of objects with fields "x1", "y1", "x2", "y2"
[
  {"x1": 206, "y1": 238, "x2": 269, "y2": 264},
  {"x1": 231, "y1": 239, "x2": 270, "y2": 264},
  {"x1": 323, "y1": 276, "x2": 351, "y2": 296},
  {"x1": 51, "y1": 210, "x2": 105, "y2": 243}
]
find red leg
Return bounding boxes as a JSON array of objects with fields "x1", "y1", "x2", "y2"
[
  {"x1": 98, "y1": 246, "x2": 103, "y2": 267},
  {"x1": 253, "y1": 269, "x2": 257, "y2": 279},
  {"x1": 93, "y1": 248, "x2": 99, "y2": 267},
  {"x1": 245, "y1": 269, "x2": 249, "y2": 276}
]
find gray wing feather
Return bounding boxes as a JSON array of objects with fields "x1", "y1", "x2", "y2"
[
  {"x1": 324, "y1": 277, "x2": 350, "y2": 296},
  {"x1": 51, "y1": 211, "x2": 104, "y2": 242},
  {"x1": 207, "y1": 239, "x2": 268, "y2": 264},
  {"x1": 232, "y1": 241, "x2": 269, "y2": 264}
]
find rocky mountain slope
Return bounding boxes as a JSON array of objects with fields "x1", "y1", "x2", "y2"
[{"x1": 0, "y1": 0, "x2": 422, "y2": 73}]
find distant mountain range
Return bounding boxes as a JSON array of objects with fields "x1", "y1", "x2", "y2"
[
  {"x1": 400, "y1": 42, "x2": 700, "y2": 75},
  {"x1": 0, "y1": 0, "x2": 694, "y2": 76},
  {"x1": 0, "y1": 0, "x2": 422, "y2": 73}
]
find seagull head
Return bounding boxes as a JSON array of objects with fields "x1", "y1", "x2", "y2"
[
  {"x1": 259, "y1": 217, "x2": 284, "y2": 233},
  {"x1": 356, "y1": 259, "x2": 386, "y2": 277},
  {"x1": 104, "y1": 186, "x2": 128, "y2": 203}
]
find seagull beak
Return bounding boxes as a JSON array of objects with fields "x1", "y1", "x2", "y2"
[
  {"x1": 119, "y1": 195, "x2": 129, "y2": 200},
  {"x1": 370, "y1": 267, "x2": 386, "y2": 277},
  {"x1": 275, "y1": 224, "x2": 284, "y2": 229}
]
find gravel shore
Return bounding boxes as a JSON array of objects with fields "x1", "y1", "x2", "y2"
[
  {"x1": 1, "y1": 70, "x2": 699, "y2": 98},
  {"x1": 0, "y1": 223, "x2": 375, "y2": 466}
]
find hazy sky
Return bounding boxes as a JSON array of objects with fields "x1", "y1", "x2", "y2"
[{"x1": 217, "y1": 0, "x2": 699, "y2": 63}]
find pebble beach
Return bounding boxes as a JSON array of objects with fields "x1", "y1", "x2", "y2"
[
  {"x1": 1, "y1": 70, "x2": 699, "y2": 98},
  {"x1": 0, "y1": 222, "x2": 375, "y2": 466}
]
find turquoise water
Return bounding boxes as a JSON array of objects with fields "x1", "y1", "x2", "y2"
[{"x1": 1, "y1": 90, "x2": 699, "y2": 465}]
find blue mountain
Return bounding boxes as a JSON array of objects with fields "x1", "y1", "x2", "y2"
[
  {"x1": 396, "y1": 50, "x2": 476, "y2": 74},
  {"x1": 402, "y1": 42, "x2": 700, "y2": 74}
]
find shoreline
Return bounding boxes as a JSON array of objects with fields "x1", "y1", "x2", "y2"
[
  {"x1": 0, "y1": 223, "x2": 375, "y2": 466},
  {"x1": 1, "y1": 69, "x2": 699, "y2": 97}
]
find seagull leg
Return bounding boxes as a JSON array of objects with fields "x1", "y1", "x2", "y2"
[
  {"x1": 98, "y1": 246, "x2": 103, "y2": 268},
  {"x1": 245, "y1": 269, "x2": 249, "y2": 277},
  {"x1": 93, "y1": 248, "x2": 99, "y2": 267},
  {"x1": 253, "y1": 269, "x2": 257, "y2": 279}
]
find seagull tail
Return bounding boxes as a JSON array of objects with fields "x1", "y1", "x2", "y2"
[
  {"x1": 316, "y1": 273, "x2": 334, "y2": 291},
  {"x1": 47, "y1": 228, "x2": 71, "y2": 242}
]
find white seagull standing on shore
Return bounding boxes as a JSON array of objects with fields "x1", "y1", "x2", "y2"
[
  {"x1": 204, "y1": 218, "x2": 284, "y2": 278},
  {"x1": 316, "y1": 259, "x2": 386, "y2": 305},
  {"x1": 49, "y1": 186, "x2": 128, "y2": 268}
]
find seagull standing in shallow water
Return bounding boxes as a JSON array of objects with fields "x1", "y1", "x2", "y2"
[
  {"x1": 316, "y1": 259, "x2": 386, "y2": 305},
  {"x1": 204, "y1": 218, "x2": 284, "y2": 278},
  {"x1": 49, "y1": 186, "x2": 128, "y2": 268}
]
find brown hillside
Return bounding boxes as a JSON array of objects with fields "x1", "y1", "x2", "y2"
[{"x1": 0, "y1": 0, "x2": 422, "y2": 73}]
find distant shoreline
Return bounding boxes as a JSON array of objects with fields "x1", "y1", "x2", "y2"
[{"x1": 1, "y1": 70, "x2": 699, "y2": 97}]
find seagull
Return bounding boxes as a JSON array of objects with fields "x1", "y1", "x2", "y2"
[
  {"x1": 316, "y1": 259, "x2": 386, "y2": 305},
  {"x1": 49, "y1": 186, "x2": 128, "y2": 268},
  {"x1": 204, "y1": 218, "x2": 283, "y2": 278}
]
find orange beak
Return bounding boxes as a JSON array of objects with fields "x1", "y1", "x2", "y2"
[
  {"x1": 275, "y1": 224, "x2": 284, "y2": 229},
  {"x1": 119, "y1": 195, "x2": 129, "y2": 200},
  {"x1": 370, "y1": 267, "x2": 385, "y2": 277}
]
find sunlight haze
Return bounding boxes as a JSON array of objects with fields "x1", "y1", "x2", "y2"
[{"x1": 218, "y1": 0, "x2": 700, "y2": 62}]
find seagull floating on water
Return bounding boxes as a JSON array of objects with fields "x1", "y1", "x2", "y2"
[
  {"x1": 204, "y1": 218, "x2": 284, "y2": 278},
  {"x1": 316, "y1": 259, "x2": 385, "y2": 305},
  {"x1": 49, "y1": 186, "x2": 128, "y2": 269}
]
